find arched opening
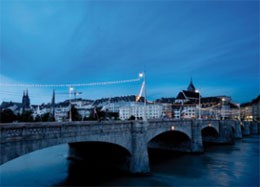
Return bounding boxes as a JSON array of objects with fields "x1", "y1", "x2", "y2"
[
  {"x1": 147, "y1": 131, "x2": 192, "y2": 166},
  {"x1": 63, "y1": 142, "x2": 131, "y2": 186},
  {"x1": 201, "y1": 127, "x2": 219, "y2": 144}
]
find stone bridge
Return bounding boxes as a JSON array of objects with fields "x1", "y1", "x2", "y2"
[{"x1": 0, "y1": 119, "x2": 258, "y2": 174}]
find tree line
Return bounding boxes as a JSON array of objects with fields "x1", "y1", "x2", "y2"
[{"x1": 0, "y1": 106, "x2": 120, "y2": 123}]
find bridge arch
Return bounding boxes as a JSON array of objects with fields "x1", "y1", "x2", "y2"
[
  {"x1": 147, "y1": 130, "x2": 192, "y2": 153},
  {"x1": 0, "y1": 123, "x2": 133, "y2": 165},
  {"x1": 146, "y1": 123, "x2": 192, "y2": 144},
  {"x1": 68, "y1": 141, "x2": 132, "y2": 172},
  {"x1": 201, "y1": 126, "x2": 219, "y2": 143},
  {"x1": 201, "y1": 126, "x2": 219, "y2": 136},
  {"x1": 1, "y1": 137, "x2": 132, "y2": 165},
  {"x1": 200, "y1": 121, "x2": 219, "y2": 134}
]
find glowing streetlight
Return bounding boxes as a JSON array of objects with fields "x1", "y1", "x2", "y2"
[
  {"x1": 139, "y1": 72, "x2": 144, "y2": 78},
  {"x1": 222, "y1": 98, "x2": 225, "y2": 120},
  {"x1": 195, "y1": 90, "x2": 201, "y2": 119},
  {"x1": 139, "y1": 72, "x2": 147, "y2": 121}
]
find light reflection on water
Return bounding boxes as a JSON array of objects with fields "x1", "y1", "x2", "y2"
[{"x1": 0, "y1": 136, "x2": 259, "y2": 186}]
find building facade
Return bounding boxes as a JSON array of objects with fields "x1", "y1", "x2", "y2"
[
  {"x1": 173, "y1": 80, "x2": 239, "y2": 120},
  {"x1": 241, "y1": 95, "x2": 260, "y2": 121},
  {"x1": 119, "y1": 103, "x2": 163, "y2": 120},
  {"x1": 173, "y1": 79, "x2": 200, "y2": 119},
  {"x1": 252, "y1": 95, "x2": 260, "y2": 121}
]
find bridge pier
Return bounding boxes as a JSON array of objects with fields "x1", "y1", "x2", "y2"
[
  {"x1": 129, "y1": 122, "x2": 150, "y2": 174},
  {"x1": 191, "y1": 120, "x2": 203, "y2": 153},
  {"x1": 242, "y1": 121, "x2": 251, "y2": 136},
  {"x1": 218, "y1": 121, "x2": 235, "y2": 144},
  {"x1": 250, "y1": 121, "x2": 259, "y2": 135},
  {"x1": 232, "y1": 120, "x2": 242, "y2": 139}
]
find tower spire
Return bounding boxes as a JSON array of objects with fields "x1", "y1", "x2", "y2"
[
  {"x1": 187, "y1": 77, "x2": 196, "y2": 92},
  {"x1": 52, "y1": 89, "x2": 55, "y2": 105},
  {"x1": 51, "y1": 89, "x2": 56, "y2": 120}
]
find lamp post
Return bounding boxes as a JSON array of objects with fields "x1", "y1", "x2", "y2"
[
  {"x1": 139, "y1": 72, "x2": 147, "y2": 121},
  {"x1": 195, "y1": 90, "x2": 201, "y2": 119},
  {"x1": 221, "y1": 98, "x2": 225, "y2": 120},
  {"x1": 69, "y1": 86, "x2": 74, "y2": 122}
]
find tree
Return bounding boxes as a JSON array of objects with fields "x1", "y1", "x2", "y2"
[
  {"x1": 19, "y1": 111, "x2": 33, "y2": 122},
  {"x1": 41, "y1": 113, "x2": 50, "y2": 122},
  {"x1": 0, "y1": 109, "x2": 17, "y2": 123},
  {"x1": 128, "y1": 115, "x2": 136, "y2": 120},
  {"x1": 34, "y1": 115, "x2": 42, "y2": 122},
  {"x1": 68, "y1": 106, "x2": 82, "y2": 121},
  {"x1": 108, "y1": 112, "x2": 119, "y2": 120}
]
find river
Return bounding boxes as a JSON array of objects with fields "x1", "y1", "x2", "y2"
[{"x1": 0, "y1": 135, "x2": 259, "y2": 186}]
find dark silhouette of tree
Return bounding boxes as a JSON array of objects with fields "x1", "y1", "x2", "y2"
[
  {"x1": 34, "y1": 115, "x2": 42, "y2": 122},
  {"x1": 33, "y1": 113, "x2": 55, "y2": 122},
  {"x1": 128, "y1": 115, "x2": 136, "y2": 120},
  {"x1": 0, "y1": 109, "x2": 17, "y2": 123},
  {"x1": 68, "y1": 106, "x2": 81, "y2": 121},
  {"x1": 48, "y1": 114, "x2": 55, "y2": 122},
  {"x1": 41, "y1": 113, "x2": 50, "y2": 122},
  {"x1": 83, "y1": 108, "x2": 119, "y2": 121},
  {"x1": 19, "y1": 111, "x2": 33, "y2": 122},
  {"x1": 109, "y1": 112, "x2": 119, "y2": 120}
]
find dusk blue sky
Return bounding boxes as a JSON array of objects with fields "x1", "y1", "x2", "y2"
[{"x1": 0, "y1": 0, "x2": 259, "y2": 104}]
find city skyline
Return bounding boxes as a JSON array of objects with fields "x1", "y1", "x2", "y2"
[{"x1": 1, "y1": 0, "x2": 259, "y2": 104}]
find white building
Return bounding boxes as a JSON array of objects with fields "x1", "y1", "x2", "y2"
[
  {"x1": 173, "y1": 104, "x2": 197, "y2": 119},
  {"x1": 55, "y1": 105, "x2": 70, "y2": 122},
  {"x1": 119, "y1": 103, "x2": 163, "y2": 120}
]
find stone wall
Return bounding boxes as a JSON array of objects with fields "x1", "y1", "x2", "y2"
[{"x1": 1, "y1": 119, "x2": 252, "y2": 174}]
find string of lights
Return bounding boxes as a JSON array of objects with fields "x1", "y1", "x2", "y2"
[{"x1": 0, "y1": 77, "x2": 141, "y2": 88}]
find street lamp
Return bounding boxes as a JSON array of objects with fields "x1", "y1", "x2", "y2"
[
  {"x1": 139, "y1": 72, "x2": 147, "y2": 121},
  {"x1": 221, "y1": 98, "x2": 225, "y2": 120},
  {"x1": 69, "y1": 86, "x2": 74, "y2": 122},
  {"x1": 195, "y1": 90, "x2": 201, "y2": 119}
]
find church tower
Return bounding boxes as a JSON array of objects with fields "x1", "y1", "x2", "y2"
[
  {"x1": 51, "y1": 89, "x2": 55, "y2": 118},
  {"x1": 187, "y1": 78, "x2": 196, "y2": 92},
  {"x1": 22, "y1": 89, "x2": 30, "y2": 111}
]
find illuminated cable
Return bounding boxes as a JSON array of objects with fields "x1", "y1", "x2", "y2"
[{"x1": 0, "y1": 77, "x2": 141, "y2": 88}]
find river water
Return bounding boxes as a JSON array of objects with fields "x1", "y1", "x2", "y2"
[{"x1": 0, "y1": 136, "x2": 259, "y2": 186}]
